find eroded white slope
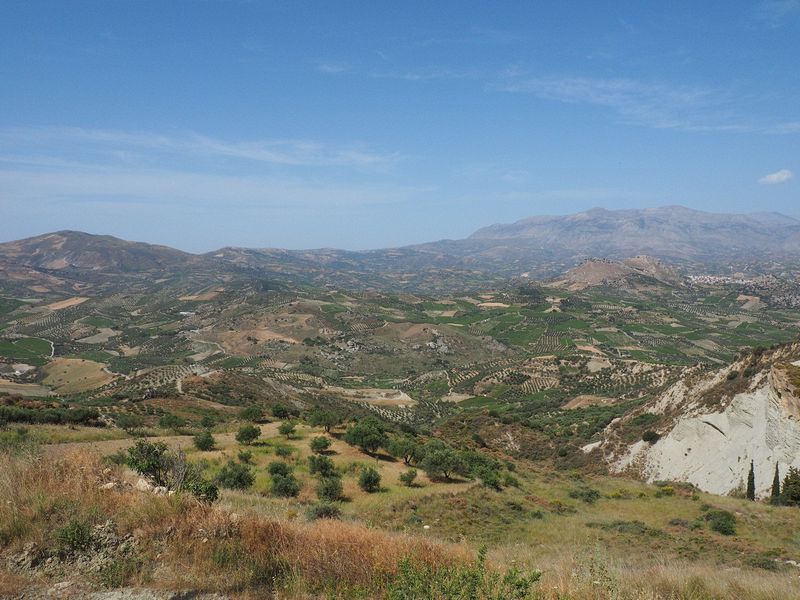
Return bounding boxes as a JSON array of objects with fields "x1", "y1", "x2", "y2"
[{"x1": 608, "y1": 353, "x2": 800, "y2": 498}]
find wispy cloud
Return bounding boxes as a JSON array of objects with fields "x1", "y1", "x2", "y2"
[
  {"x1": 0, "y1": 127, "x2": 398, "y2": 169},
  {"x1": 493, "y1": 75, "x2": 800, "y2": 134},
  {"x1": 755, "y1": 0, "x2": 800, "y2": 27},
  {"x1": 315, "y1": 61, "x2": 351, "y2": 74},
  {"x1": 759, "y1": 169, "x2": 794, "y2": 184}
]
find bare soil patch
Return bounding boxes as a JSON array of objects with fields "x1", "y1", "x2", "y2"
[{"x1": 41, "y1": 358, "x2": 116, "y2": 394}]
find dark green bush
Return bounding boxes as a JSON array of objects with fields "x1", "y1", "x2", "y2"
[
  {"x1": 306, "y1": 503, "x2": 341, "y2": 520},
  {"x1": 268, "y1": 461, "x2": 292, "y2": 477},
  {"x1": 359, "y1": 467, "x2": 381, "y2": 493},
  {"x1": 386, "y1": 547, "x2": 541, "y2": 600},
  {"x1": 54, "y1": 520, "x2": 93, "y2": 553},
  {"x1": 216, "y1": 461, "x2": 255, "y2": 490},
  {"x1": 271, "y1": 473, "x2": 301, "y2": 497},
  {"x1": 193, "y1": 430, "x2": 216, "y2": 451},
  {"x1": 235, "y1": 424, "x2": 260, "y2": 445},
  {"x1": 308, "y1": 455, "x2": 338, "y2": 477},
  {"x1": 316, "y1": 476, "x2": 343, "y2": 502},
  {"x1": 310, "y1": 436, "x2": 331, "y2": 454},
  {"x1": 399, "y1": 469, "x2": 418, "y2": 487},
  {"x1": 705, "y1": 509, "x2": 736, "y2": 536},
  {"x1": 569, "y1": 487, "x2": 601, "y2": 504}
]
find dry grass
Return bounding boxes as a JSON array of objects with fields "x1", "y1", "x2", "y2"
[
  {"x1": 2, "y1": 449, "x2": 799, "y2": 598},
  {"x1": 0, "y1": 449, "x2": 471, "y2": 596}
]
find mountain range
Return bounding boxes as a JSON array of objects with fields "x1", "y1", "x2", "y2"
[{"x1": 2, "y1": 206, "x2": 800, "y2": 295}]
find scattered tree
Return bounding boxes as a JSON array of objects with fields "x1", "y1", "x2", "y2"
[
  {"x1": 771, "y1": 464, "x2": 782, "y2": 505},
  {"x1": 235, "y1": 424, "x2": 261, "y2": 445},
  {"x1": 344, "y1": 417, "x2": 388, "y2": 455},
  {"x1": 268, "y1": 461, "x2": 292, "y2": 477},
  {"x1": 388, "y1": 435, "x2": 418, "y2": 465},
  {"x1": 781, "y1": 466, "x2": 800, "y2": 506},
  {"x1": 271, "y1": 472, "x2": 301, "y2": 497},
  {"x1": 746, "y1": 460, "x2": 756, "y2": 501},
  {"x1": 421, "y1": 447, "x2": 466, "y2": 481},
  {"x1": 308, "y1": 409, "x2": 342, "y2": 433},
  {"x1": 278, "y1": 421, "x2": 296, "y2": 439},
  {"x1": 126, "y1": 439, "x2": 170, "y2": 486}
]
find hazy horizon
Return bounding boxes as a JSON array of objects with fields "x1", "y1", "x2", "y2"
[
  {"x1": 3, "y1": 203, "x2": 800, "y2": 254},
  {"x1": 2, "y1": 2, "x2": 798, "y2": 252}
]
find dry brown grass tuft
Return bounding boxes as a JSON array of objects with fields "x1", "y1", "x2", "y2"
[{"x1": 0, "y1": 449, "x2": 471, "y2": 596}]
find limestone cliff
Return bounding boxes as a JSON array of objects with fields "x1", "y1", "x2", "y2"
[{"x1": 598, "y1": 342, "x2": 800, "y2": 498}]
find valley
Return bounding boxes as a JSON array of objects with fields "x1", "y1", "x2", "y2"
[{"x1": 2, "y1": 218, "x2": 800, "y2": 598}]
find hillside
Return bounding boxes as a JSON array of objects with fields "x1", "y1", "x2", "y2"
[
  {"x1": 4, "y1": 207, "x2": 800, "y2": 296},
  {"x1": 549, "y1": 256, "x2": 683, "y2": 291},
  {"x1": 598, "y1": 342, "x2": 800, "y2": 497}
]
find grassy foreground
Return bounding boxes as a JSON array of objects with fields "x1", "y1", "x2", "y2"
[{"x1": 1, "y1": 447, "x2": 799, "y2": 599}]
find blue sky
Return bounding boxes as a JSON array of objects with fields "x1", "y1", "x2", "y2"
[{"x1": 1, "y1": 1, "x2": 798, "y2": 251}]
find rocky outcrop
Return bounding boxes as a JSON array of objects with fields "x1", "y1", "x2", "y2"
[{"x1": 601, "y1": 343, "x2": 800, "y2": 498}]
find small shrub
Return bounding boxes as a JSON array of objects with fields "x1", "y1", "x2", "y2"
[
  {"x1": 272, "y1": 404, "x2": 291, "y2": 419},
  {"x1": 199, "y1": 415, "x2": 216, "y2": 429},
  {"x1": 194, "y1": 430, "x2": 216, "y2": 451},
  {"x1": 306, "y1": 503, "x2": 341, "y2": 520},
  {"x1": 158, "y1": 413, "x2": 185, "y2": 431},
  {"x1": 99, "y1": 557, "x2": 143, "y2": 587},
  {"x1": 268, "y1": 461, "x2": 292, "y2": 477},
  {"x1": 310, "y1": 436, "x2": 331, "y2": 454},
  {"x1": 399, "y1": 469, "x2": 418, "y2": 487},
  {"x1": 316, "y1": 476, "x2": 343, "y2": 502},
  {"x1": 359, "y1": 467, "x2": 381, "y2": 493},
  {"x1": 655, "y1": 485, "x2": 675, "y2": 498},
  {"x1": 237, "y1": 449, "x2": 253, "y2": 464},
  {"x1": 183, "y1": 477, "x2": 219, "y2": 503},
  {"x1": 705, "y1": 509, "x2": 736, "y2": 536},
  {"x1": 271, "y1": 473, "x2": 301, "y2": 498},
  {"x1": 274, "y1": 444, "x2": 293, "y2": 458},
  {"x1": 216, "y1": 461, "x2": 255, "y2": 490},
  {"x1": 386, "y1": 547, "x2": 541, "y2": 600},
  {"x1": 642, "y1": 430, "x2": 660, "y2": 444},
  {"x1": 54, "y1": 520, "x2": 93, "y2": 553},
  {"x1": 126, "y1": 439, "x2": 169, "y2": 485},
  {"x1": 239, "y1": 406, "x2": 262, "y2": 422},
  {"x1": 569, "y1": 487, "x2": 601, "y2": 504}
]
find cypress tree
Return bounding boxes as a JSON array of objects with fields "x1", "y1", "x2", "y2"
[
  {"x1": 770, "y1": 464, "x2": 782, "y2": 505},
  {"x1": 746, "y1": 460, "x2": 755, "y2": 501}
]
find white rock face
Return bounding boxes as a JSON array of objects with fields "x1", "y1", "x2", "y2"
[{"x1": 615, "y1": 367, "x2": 800, "y2": 498}]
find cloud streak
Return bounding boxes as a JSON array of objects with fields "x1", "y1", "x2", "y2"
[
  {"x1": 759, "y1": 169, "x2": 793, "y2": 184},
  {"x1": 0, "y1": 127, "x2": 398, "y2": 169}
]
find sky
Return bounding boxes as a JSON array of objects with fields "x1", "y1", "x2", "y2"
[{"x1": 1, "y1": 1, "x2": 799, "y2": 252}]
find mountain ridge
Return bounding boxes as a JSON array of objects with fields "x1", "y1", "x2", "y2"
[{"x1": 4, "y1": 205, "x2": 800, "y2": 294}]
